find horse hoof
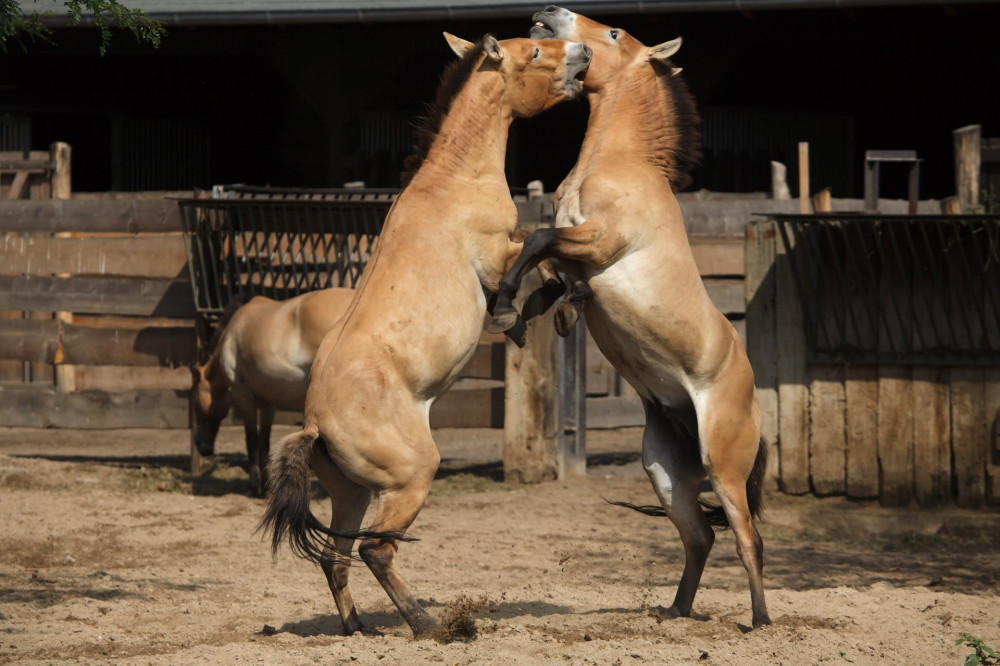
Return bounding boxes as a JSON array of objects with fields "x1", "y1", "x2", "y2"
[
  {"x1": 554, "y1": 302, "x2": 580, "y2": 337},
  {"x1": 488, "y1": 309, "x2": 520, "y2": 334},
  {"x1": 648, "y1": 605, "x2": 686, "y2": 623}
]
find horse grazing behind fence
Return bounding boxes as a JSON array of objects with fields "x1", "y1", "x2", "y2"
[
  {"x1": 190, "y1": 287, "x2": 354, "y2": 497},
  {"x1": 490, "y1": 7, "x2": 771, "y2": 628},
  {"x1": 259, "y1": 33, "x2": 591, "y2": 638}
]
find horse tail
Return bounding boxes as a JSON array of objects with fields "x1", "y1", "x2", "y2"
[
  {"x1": 607, "y1": 435, "x2": 768, "y2": 532},
  {"x1": 257, "y1": 426, "x2": 414, "y2": 566}
]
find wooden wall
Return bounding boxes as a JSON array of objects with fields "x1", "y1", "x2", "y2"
[{"x1": 746, "y1": 218, "x2": 1000, "y2": 507}]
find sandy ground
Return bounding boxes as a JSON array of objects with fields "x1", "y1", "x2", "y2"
[{"x1": 1, "y1": 425, "x2": 998, "y2": 666}]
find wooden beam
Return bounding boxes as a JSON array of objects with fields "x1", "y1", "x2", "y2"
[
  {"x1": 0, "y1": 198, "x2": 183, "y2": 233},
  {"x1": 460, "y1": 341, "x2": 506, "y2": 381},
  {"x1": 704, "y1": 278, "x2": 746, "y2": 316},
  {"x1": 0, "y1": 319, "x2": 197, "y2": 366},
  {"x1": 50, "y1": 142, "x2": 71, "y2": 200},
  {"x1": 0, "y1": 235, "x2": 188, "y2": 279},
  {"x1": 953, "y1": 124, "x2": 981, "y2": 211},
  {"x1": 744, "y1": 220, "x2": 779, "y2": 489},
  {"x1": 0, "y1": 275, "x2": 195, "y2": 318},
  {"x1": 798, "y1": 142, "x2": 811, "y2": 214},
  {"x1": 689, "y1": 236, "x2": 745, "y2": 276}
]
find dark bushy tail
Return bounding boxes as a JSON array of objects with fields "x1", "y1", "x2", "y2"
[
  {"x1": 256, "y1": 427, "x2": 413, "y2": 565},
  {"x1": 608, "y1": 435, "x2": 768, "y2": 532}
]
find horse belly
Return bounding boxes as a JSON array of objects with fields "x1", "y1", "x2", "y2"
[{"x1": 583, "y1": 258, "x2": 696, "y2": 409}]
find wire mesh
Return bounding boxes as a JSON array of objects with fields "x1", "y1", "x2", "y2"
[
  {"x1": 179, "y1": 198, "x2": 389, "y2": 323},
  {"x1": 773, "y1": 213, "x2": 1000, "y2": 365}
]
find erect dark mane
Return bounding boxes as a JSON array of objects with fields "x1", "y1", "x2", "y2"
[
  {"x1": 208, "y1": 291, "x2": 254, "y2": 354},
  {"x1": 400, "y1": 39, "x2": 487, "y2": 187},
  {"x1": 652, "y1": 60, "x2": 702, "y2": 191}
]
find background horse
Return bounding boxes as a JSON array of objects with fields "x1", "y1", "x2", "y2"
[
  {"x1": 260, "y1": 33, "x2": 590, "y2": 638},
  {"x1": 491, "y1": 7, "x2": 771, "y2": 629},
  {"x1": 189, "y1": 287, "x2": 354, "y2": 497}
]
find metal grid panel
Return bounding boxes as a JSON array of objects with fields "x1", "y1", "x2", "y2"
[
  {"x1": 179, "y1": 198, "x2": 389, "y2": 322},
  {"x1": 773, "y1": 214, "x2": 1000, "y2": 365}
]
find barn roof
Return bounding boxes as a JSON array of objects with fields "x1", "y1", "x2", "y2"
[{"x1": 20, "y1": 0, "x2": 1000, "y2": 26}]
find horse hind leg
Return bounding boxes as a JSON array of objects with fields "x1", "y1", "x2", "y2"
[
  {"x1": 256, "y1": 402, "x2": 276, "y2": 496},
  {"x1": 640, "y1": 401, "x2": 716, "y2": 620},
  {"x1": 310, "y1": 444, "x2": 373, "y2": 635},
  {"x1": 697, "y1": 384, "x2": 771, "y2": 628},
  {"x1": 233, "y1": 391, "x2": 265, "y2": 497},
  {"x1": 356, "y1": 430, "x2": 440, "y2": 638}
]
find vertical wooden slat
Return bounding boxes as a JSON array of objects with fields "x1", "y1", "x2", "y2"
[
  {"x1": 877, "y1": 365, "x2": 914, "y2": 506},
  {"x1": 809, "y1": 364, "x2": 845, "y2": 495},
  {"x1": 952, "y1": 124, "x2": 981, "y2": 211},
  {"x1": 912, "y1": 367, "x2": 951, "y2": 506},
  {"x1": 774, "y1": 221, "x2": 809, "y2": 494},
  {"x1": 951, "y1": 367, "x2": 987, "y2": 508},
  {"x1": 986, "y1": 368, "x2": 1000, "y2": 508},
  {"x1": 744, "y1": 220, "x2": 779, "y2": 489},
  {"x1": 845, "y1": 366, "x2": 879, "y2": 498}
]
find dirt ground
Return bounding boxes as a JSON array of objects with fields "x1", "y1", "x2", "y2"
[{"x1": 1, "y1": 425, "x2": 998, "y2": 666}]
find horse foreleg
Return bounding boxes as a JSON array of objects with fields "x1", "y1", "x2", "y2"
[
  {"x1": 311, "y1": 445, "x2": 373, "y2": 635},
  {"x1": 640, "y1": 400, "x2": 716, "y2": 620},
  {"x1": 554, "y1": 276, "x2": 594, "y2": 338},
  {"x1": 233, "y1": 391, "x2": 264, "y2": 497},
  {"x1": 257, "y1": 403, "x2": 276, "y2": 496},
  {"x1": 490, "y1": 220, "x2": 624, "y2": 333}
]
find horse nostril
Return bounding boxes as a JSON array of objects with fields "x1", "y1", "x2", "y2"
[
  {"x1": 582, "y1": 44, "x2": 592, "y2": 59},
  {"x1": 544, "y1": 5, "x2": 558, "y2": 12}
]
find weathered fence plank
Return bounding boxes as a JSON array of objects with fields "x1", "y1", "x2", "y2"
[
  {"x1": 877, "y1": 366, "x2": 914, "y2": 506},
  {"x1": 912, "y1": 366, "x2": 951, "y2": 506},
  {"x1": 774, "y1": 221, "x2": 809, "y2": 494},
  {"x1": 0, "y1": 276, "x2": 195, "y2": 318},
  {"x1": 809, "y1": 364, "x2": 845, "y2": 495},
  {"x1": 0, "y1": 235, "x2": 188, "y2": 279},
  {"x1": 845, "y1": 366, "x2": 879, "y2": 499},
  {"x1": 744, "y1": 220, "x2": 779, "y2": 488},
  {"x1": 689, "y1": 235, "x2": 744, "y2": 276},
  {"x1": 0, "y1": 198, "x2": 182, "y2": 234},
  {"x1": 987, "y1": 368, "x2": 1000, "y2": 507},
  {"x1": 951, "y1": 367, "x2": 987, "y2": 507},
  {"x1": 0, "y1": 320, "x2": 196, "y2": 367},
  {"x1": 703, "y1": 279, "x2": 745, "y2": 316}
]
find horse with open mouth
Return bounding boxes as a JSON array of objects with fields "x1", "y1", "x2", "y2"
[
  {"x1": 490, "y1": 6, "x2": 771, "y2": 629},
  {"x1": 259, "y1": 33, "x2": 591, "y2": 638}
]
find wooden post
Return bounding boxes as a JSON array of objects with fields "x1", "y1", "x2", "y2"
[
  {"x1": 503, "y1": 288, "x2": 560, "y2": 484},
  {"x1": 798, "y1": 142, "x2": 811, "y2": 214},
  {"x1": 845, "y1": 366, "x2": 879, "y2": 499},
  {"x1": 51, "y1": 142, "x2": 76, "y2": 393},
  {"x1": 50, "y1": 142, "x2": 71, "y2": 199},
  {"x1": 770, "y1": 161, "x2": 791, "y2": 200},
  {"x1": 744, "y1": 220, "x2": 779, "y2": 489},
  {"x1": 774, "y1": 221, "x2": 809, "y2": 494},
  {"x1": 558, "y1": 314, "x2": 586, "y2": 478},
  {"x1": 953, "y1": 124, "x2": 981, "y2": 212},
  {"x1": 811, "y1": 187, "x2": 832, "y2": 213}
]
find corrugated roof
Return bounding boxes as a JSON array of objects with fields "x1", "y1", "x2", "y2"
[{"x1": 20, "y1": 0, "x2": 999, "y2": 25}]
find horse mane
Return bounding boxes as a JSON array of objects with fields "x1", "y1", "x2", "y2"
[
  {"x1": 650, "y1": 60, "x2": 702, "y2": 191},
  {"x1": 208, "y1": 292, "x2": 255, "y2": 354},
  {"x1": 400, "y1": 38, "x2": 487, "y2": 187}
]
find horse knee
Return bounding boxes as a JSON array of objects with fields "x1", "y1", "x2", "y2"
[{"x1": 358, "y1": 539, "x2": 396, "y2": 569}]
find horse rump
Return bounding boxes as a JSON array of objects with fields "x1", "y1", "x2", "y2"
[{"x1": 257, "y1": 428, "x2": 413, "y2": 566}]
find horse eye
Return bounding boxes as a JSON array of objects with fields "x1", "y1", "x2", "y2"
[
  {"x1": 533, "y1": 47, "x2": 541, "y2": 60},
  {"x1": 609, "y1": 29, "x2": 619, "y2": 41}
]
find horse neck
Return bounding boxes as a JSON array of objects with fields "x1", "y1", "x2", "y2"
[
  {"x1": 581, "y1": 67, "x2": 681, "y2": 182},
  {"x1": 202, "y1": 340, "x2": 231, "y2": 391},
  {"x1": 414, "y1": 74, "x2": 511, "y2": 188}
]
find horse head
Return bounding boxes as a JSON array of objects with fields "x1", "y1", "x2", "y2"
[
  {"x1": 189, "y1": 363, "x2": 230, "y2": 456},
  {"x1": 529, "y1": 6, "x2": 682, "y2": 92},
  {"x1": 442, "y1": 32, "x2": 591, "y2": 117}
]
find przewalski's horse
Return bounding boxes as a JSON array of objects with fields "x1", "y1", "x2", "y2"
[
  {"x1": 490, "y1": 7, "x2": 771, "y2": 628},
  {"x1": 259, "y1": 34, "x2": 591, "y2": 638},
  {"x1": 190, "y1": 287, "x2": 354, "y2": 497}
]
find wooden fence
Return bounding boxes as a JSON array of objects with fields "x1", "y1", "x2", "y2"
[{"x1": 745, "y1": 217, "x2": 1000, "y2": 508}]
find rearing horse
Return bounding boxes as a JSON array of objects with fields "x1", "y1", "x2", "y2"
[
  {"x1": 491, "y1": 7, "x2": 771, "y2": 628},
  {"x1": 260, "y1": 33, "x2": 591, "y2": 638}
]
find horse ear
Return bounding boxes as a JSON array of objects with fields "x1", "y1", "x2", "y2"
[
  {"x1": 671, "y1": 67, "x2": 683, "y2": 77},
  {"x1": 443, "y1": 32, "x2": 474, "y2": 58},
  {"x1": 483, "y1": 34, "x2": 505, "y2": 62},
  {"x1": 647, "y1": 36, "x2": 682, "y2": 63}
]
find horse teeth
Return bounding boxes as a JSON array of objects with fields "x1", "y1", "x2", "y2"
[{"x1": 535, "y1": 22, "x2": 546, "y2": 27}]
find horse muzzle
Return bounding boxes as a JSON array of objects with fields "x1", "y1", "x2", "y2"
[
  {"x1": 531, "y1": 6, "x2": 575, "y2": 40},
  {"x1": 563, "y1": 42, "x2": 591, "y2": 96}
]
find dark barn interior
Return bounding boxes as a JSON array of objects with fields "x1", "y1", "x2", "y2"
[{"x1": 2, "y1": 2, "x2": 998, "y2": 199}]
